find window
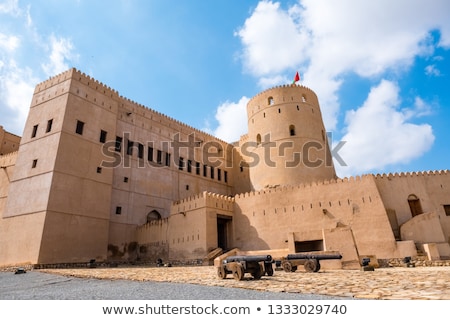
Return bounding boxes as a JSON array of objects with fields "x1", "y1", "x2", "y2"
[
  {"x1": 268, "y1": 96, "x2": 274, "y2": 105},
  {"x1": 187, "y1": 160, "x2": 192, "y2": 173},
  {"x1": 115, "y1": 136, "x2": 122, "y2": 152},
  {"x1": 46, "y1": 119, "x2": 53, "y2": 133},
  {"x1": 100, "y1": 130, "x2": 107, "y2": 143},
  {"x1": 31, "y1": 124, "x2": 38, "y2": 138},
  {"x1": 224, "y1": 171, "x2": 228, "y2": 183},
  {"x1": 124, "y1": 177, "x2": 129, "y2": 183},
  {"x1": 96, "y1": 167, "x2": 102, "y2": 173},
  {"x1": 115, "y1": 206, "x2": 122, "y2": 215},
  {"x1": 302, "y1": 94, "x2": 307, "y2": 102},
  {"x1": 178, "y1": 157, "x2": 184, "y2": 170},
  {"x1": 32, "y1": 159, "x2": 38, "y2": 168},
  {"x1": 157, "y1": 150, "x2": 162, "y2": 164},
  {"x1": 217, "y1": 168, "x2": 221, "y2": 181},
  {"x1": 210, "y1": 166, "x2": 214, "y2": 179},
  {"x1": 289, "y1": 125, "x2": 296, "y2": 136},
  {"x1": 127, "y1": 140, "x2": 134, "y2": 155},
  {"x1": 148, "y1": 146, "x2": 154, "y2": 162},
  {"x1": 203, "y1": 164, "x2": 207, "y2": 177},
  {"x1": 256, "y1": 134, "x2": 261, "y2": 146},
  {"x1": 138, "y1": 143, "x2": 144, "y2": 159},
  {"x1": 76, "y1": 120, "x2": 84, "y2": 135},
  {"x1": 195, "y1": 162, "x2": 200, "y2": 175},
  {"x1": 443, "y1": 205, "x2": 450, "y2": 216},
  {"x1": 165, "y1": 153, "x2": 171, "y2": 167}
]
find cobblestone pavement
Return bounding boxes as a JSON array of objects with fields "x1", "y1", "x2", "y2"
[{"x1": 40, "y1": 265, "x2": 450, "y2": 300}]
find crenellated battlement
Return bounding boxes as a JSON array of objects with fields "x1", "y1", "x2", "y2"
[
  {"x1": 247, "y1": 83, "x2": 317, "y2": 106},
  {"x1": 171, "y1": 191, "x2": 234, "y2": 214},
  {"x1": 234, "y1": 174, "x2": 373, "y2": 199},
  {"x1": 117, "y1": 94, "x2": 232, "y2": 145},
  {"x1": 34, "y1": 68, "x2": 119, "y2": 99},
  {"x1": 374, "y1": 169, "x2": 450, "y2": 180},
  {"x1": 0, "y1": 151, "x2": 18, "y2": 167}
]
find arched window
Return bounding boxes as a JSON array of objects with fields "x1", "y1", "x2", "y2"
[
  {"x1": 268, "y1": 97, "x2": 274, "y2": 105},
  {"x1": 147, "y1": 210, "x2": 161, "y2": 222},
  {"x1": 289, "y1": 125, "x2": 296, "y2": 136},
  {"x1": 256, "y1": 134, "x2": 261, "y2": 146},
  {"x1": 408, "y1": 194, "x2": 423, "y2": 217},
  {"x1": 302, "y1": 94, "x2": 307, "y2": 102}
]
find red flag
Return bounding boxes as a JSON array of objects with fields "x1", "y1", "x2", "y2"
[{"x1": 293, "y1": 71, "x2": 300, "y2": 84}]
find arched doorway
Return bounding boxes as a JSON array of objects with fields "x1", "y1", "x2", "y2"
[{"x1": 147, "y1": 210, "x2": 161, "y2": 223}]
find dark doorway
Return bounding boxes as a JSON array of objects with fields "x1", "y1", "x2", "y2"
[
  {"x1": 408, "y1": 194, "x2": 423, "y2": 217},
  {"x1": 294, "y1": 240, "x2": 324, "y2": 252},
  {"x1": 217, "y1": 216, "x2": 231, "y2": 251}
]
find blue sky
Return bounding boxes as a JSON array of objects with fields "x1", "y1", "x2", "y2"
[{"x1": 0, "y1": 0, "x2": 449, "y2": 178}]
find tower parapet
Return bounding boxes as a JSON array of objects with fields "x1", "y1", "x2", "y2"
[{"x1": 242, "y1": 84, "x2": 336, "y2": 190}]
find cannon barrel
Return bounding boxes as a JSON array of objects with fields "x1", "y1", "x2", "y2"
[
  {"x1": 286, "y1": 253, "x2": 342, "y2": 261},
  {"x1": 224, "y1": 255, "x2": 273, "y2": 263}
]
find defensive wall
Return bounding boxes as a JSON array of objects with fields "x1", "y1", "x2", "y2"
[
  {"x1": 136, "y1": 191, "x2": 234, "y2": 263},
  {"x1": 232, "y1": 174, "x2": 416, "y2": 267},
  {"x1": 374, "y1": 170, "x2": 450, "y2": 258}
]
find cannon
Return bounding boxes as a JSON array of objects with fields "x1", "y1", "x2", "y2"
[
  {"x1": 280, "y1": 252, "x2": 342, "y2": 273},
  {"x1": 217, "y1": 254, "x2": 274, "y2": 280}
]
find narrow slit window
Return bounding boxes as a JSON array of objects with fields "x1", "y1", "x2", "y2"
[
  {"x1": 100, "y1": 130, "x2": 107, "y2": 143},
  {"x1": 148, "y1": 146, "x2": 154, "y2": 162},
  {"x1": 157, "y1": 150, "x2": 162, "y2": 164},
  {"x1": 115, "y1": 136, "x2": 122, "y2": 152},
  {"x1": 165, "y1": 153, "x2": 171, "y2": 167},
  {"x1": 126, "y1": 140, "x2": 134, "y2": 155},
  {"x1": 46, "y1": 119, "x2": 53, "y2": 133},
  {"x1": 76, "y1": 120, "x2": 84, "y2": 135},
  {"x1": 138, "y1": 143, "x2": 144, "y2": 159},
  {"x1": 31, "y1": 124, "x2": 38, "y2": 138}
]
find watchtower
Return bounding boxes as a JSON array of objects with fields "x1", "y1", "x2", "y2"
[{"x1": 245, "y1": 84, "x2": 336, "y2": 190}]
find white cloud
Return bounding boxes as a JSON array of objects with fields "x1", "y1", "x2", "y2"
[
  {"x1": 0, "y1": 33, "x2": 20, "y2": 52},
  {"x1": 0, "y1": 61, "x2": 38, "y2": 135},
  {"x1": 336, "y1": 80, "x2": 435, "y2": 177},
  {"x1": 425, "y1": 64, "x2": 441, "y2": 76},
  {"x1": 0, "y1": 2, "x2": 78, "y2": 135},
  {"x1": 220, "y1": 0, "x2": 450, "y2": 175},
  {"x1": 0, "y1": 0, "x2": 21, "y2": 16},
  {"x1": 41, "y1": 35, "x2": 76, "y2": 76},
  {"x1": 234, "y1": 1, "x2": 310, "y2": 77},
  {"x1": 211, "y1": 96, "x2": 249, "y2": 143}
]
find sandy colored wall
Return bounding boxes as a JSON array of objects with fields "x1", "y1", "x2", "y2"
[
  {"x1": 374, "y1": 171, "x2": 450, "y2": 243},
  {"x1": 0, "y1": 127, "x2": 20, "y2": 155},
  {"x1": 233, "y1": 175, "x2": 400, "y2": 259},
  {"x1": 0, "y1": 212, "x2": 46, "y2": 266}
]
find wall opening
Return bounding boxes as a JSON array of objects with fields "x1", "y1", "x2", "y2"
[
  {"x1": 217, "y1": 215, "x2": 232, "y2": 251},
  {"x1": 147, "y1": 210, "x2": 161, "y2": 222},
  {"x1": 294, "y1": 240, "x2": 324, "y2": 252},
  {"x1": 289, "y1": 125, "x2": 296, "y2": 136},
  {"x1": 408, "y1": 194, "x2": 423, "y2": 217}
]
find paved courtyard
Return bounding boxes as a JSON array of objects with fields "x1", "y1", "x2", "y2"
[{"x1": 40, "y1": 265, "x2": 450, "y2": 300}]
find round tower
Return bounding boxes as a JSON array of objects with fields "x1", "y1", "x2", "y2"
[{"x1": 245, "y1": 84, "x2": 336, "y2": 190}]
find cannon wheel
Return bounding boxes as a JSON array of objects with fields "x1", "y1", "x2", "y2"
[
  {"x1": 217, "y1": 265, "x2": 227, "y2": 279},
  {"x1": 304, "y1": 259, "x2": 320, "y2": 272},
  {"x1": 231, "y1": 263, "x2": 245, "y2": 281},
  {"x1": 282, "y1": 261, "x2": 297, "y2": 273},
  {"x1": 251, "y1": 263, "x2": 263, "y2": 280}
]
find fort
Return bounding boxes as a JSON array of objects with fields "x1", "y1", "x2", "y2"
[{"x1": 1, "y1": 68, "x2": 449, "y2": 269}]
